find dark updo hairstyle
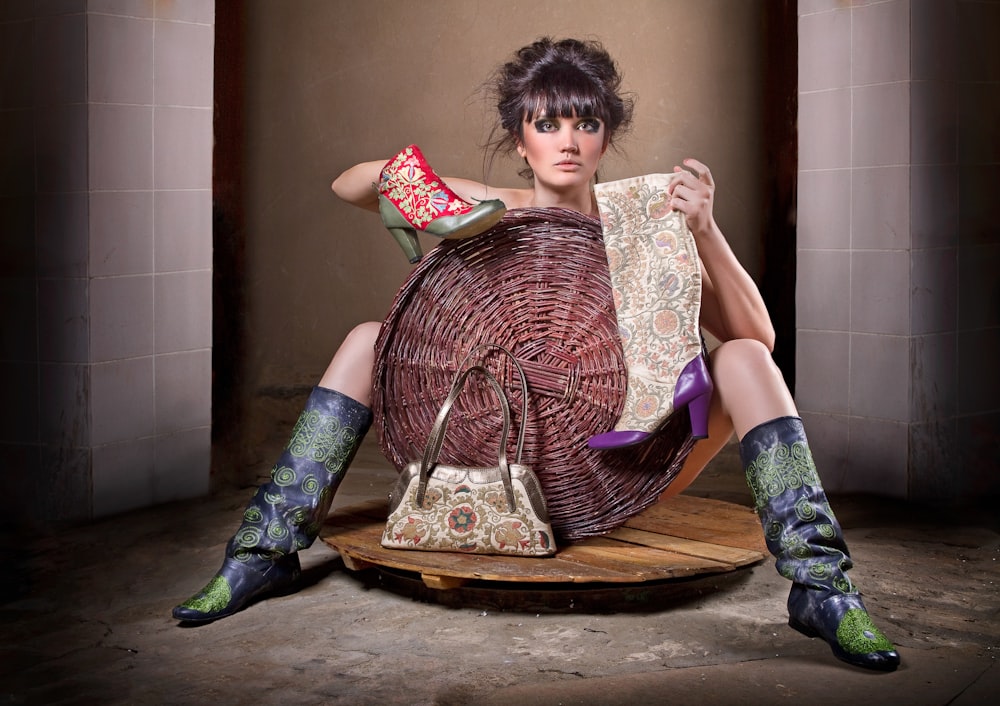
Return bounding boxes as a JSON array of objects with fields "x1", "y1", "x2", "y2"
[{"x1": 487, "y1": 37, "x2": 634, "y2": 177}]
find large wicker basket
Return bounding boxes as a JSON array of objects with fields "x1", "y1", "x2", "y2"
[{"x1": 372, "y1": 208, "x2": 696, "y2": 541}]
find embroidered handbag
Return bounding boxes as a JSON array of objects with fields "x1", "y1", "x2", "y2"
[{"x1": 380, "y1": 347, "x2": 556, "y2": 556}]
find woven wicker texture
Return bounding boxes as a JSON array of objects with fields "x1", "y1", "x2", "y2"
[{"x1": 373, "y1": 208, "x2": 696, "y2": 541}]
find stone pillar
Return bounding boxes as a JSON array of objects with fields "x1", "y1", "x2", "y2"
[
  {"x1": 0, "y1": 0, "x2": 215, "y2": 524},
  {"x1": 796, "y1": 0, "x2": 999, "y2": 500}
]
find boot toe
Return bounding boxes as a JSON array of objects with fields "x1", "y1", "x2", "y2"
[
  {"x1": 172, "y1": 555, "x2": 300, "y2": 624},
  {"x1": 788, "y1": 587, "x2": 900, "y2": 672}
]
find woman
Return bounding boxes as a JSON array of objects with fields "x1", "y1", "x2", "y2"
[{"x1": 173, "y1": 37, "x2": 899, "y2": 672}]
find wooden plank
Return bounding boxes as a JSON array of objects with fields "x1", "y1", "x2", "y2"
[
  {"x1": 631, "y1": 494, "x2": 757, "y2": 528},
  {"x1": 554, "y1": 543, "x2": 732, "y2": 580},
  {"x1": 624, "y1": 496, "x2": 766, "y2": 553},
  {"x1": 360, "y1": 549, "x2": 641, "y2": 584},
  {"x1": 606, "y1": 527, "x2": 763, "y2": 567}
]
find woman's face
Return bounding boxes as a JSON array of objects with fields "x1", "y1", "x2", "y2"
[{"x1": 516, "y1": 111, "x2": 607, "y2": 191}]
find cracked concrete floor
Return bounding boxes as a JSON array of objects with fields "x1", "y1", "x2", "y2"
[{"x1": 2, "y1": 438, "x2": 998, "y2": 705}]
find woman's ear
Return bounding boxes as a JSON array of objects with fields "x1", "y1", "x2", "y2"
[{"x1": 516, "y1": 140, "x2": 526, "y2": 159}]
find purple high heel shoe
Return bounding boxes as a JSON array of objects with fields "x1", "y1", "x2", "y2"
[{"x1": 588, "y1": 354, "x2": 713, "y2": 449}]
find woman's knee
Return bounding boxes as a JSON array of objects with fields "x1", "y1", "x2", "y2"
[
  {"x1": 335, "y1": 321, "x2": 381, "y2": 371},
  {"x1": 711, "y1": 338, "x2": 776, "y2": 379},
  {"x1": 343, "y1": 321, "x2": 381, "y2": 353},
  {"x1": 710, "y1": 338, "x2": 796, "y2": 436}
]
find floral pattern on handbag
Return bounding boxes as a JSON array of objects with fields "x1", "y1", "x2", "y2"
[{"x1": 381, "y1": 346, "x2": 556, "y2": 556}]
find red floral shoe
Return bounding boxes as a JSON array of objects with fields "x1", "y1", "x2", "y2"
[{"x1": 376, "y1": 145, "x2": 506, "y2": 263}]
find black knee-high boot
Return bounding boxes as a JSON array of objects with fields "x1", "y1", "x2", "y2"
[
  {"x1": 172, "y1": 387, "x2": 372, "y2": 623},
  {"x1": 740, "y1": 416, "x2": 900, "y2": 671}
]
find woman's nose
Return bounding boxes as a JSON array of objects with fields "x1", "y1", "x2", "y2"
[{"x1": 561, "y1": 129, "x2": 579, "y2": 152}]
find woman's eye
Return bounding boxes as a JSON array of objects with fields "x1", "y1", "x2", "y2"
[
  {"x1": 578, "y1": 119, "x2": 602, "y2": 133},
  {"x1": 534, "y1": 119, "x2": 557, "y2": 132}
]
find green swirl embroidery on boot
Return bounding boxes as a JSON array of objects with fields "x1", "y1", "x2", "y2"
[
  {"x1": 794, "y1": 497, "x2": 818, "y2": 522},
  {"x1": 235, "y1": 526, "x2": 262, "y2": 548},
  {"x1": 286, "y1": 408, "x2": 362, "y2": 473},
  {"x1": 304, "y1": 418, "x2": 334, "y2": 463},
  {"x1": 807, "y1": 562, "x2": 834, "y2": 581},
  {"x1": 745, "y1": 440, "x2": 820, "y2": 510},
  {"x1": 307, "y1": 416, "x2": 351, "y2": 464},
  {"x1": 324, "y1": 430, "x2": 359, "y2": 475},
  {"x1": 301, "y1": 474, "x2": 320, "y2": 495},
  {"x1": 836, "y1": 608, "x2": 895, "y2": 654},
  {"x1": 833, "y1": 576, "x2": 854, "y2": 594},
  {"x1": 272, "y1": 466, "x2": 296, "y2": 486},
  {"x1": 287, "y1": 410, "x2": 322, "y2": 457},
  {"x1": 267, "y1": 519, "x2": 290, "y2": 541},
  {"x1": 795, "y1": 444, "x2": 821, "y2": 485},
  {"x1": 781, "y1": 531, "x2": 810, "y2": 558},
  {"x1": 791, "y1": 545, "x2": 814, "y2": 561},
  {"x1": 243, "y1": 506, "x2": 263, "y2": 523},
  {"x1": 180, "y1": 574, "x2": 231, "y2": 613},
  {"x1": 817, "y1": 523, "x2": 836, "y2": 540}
]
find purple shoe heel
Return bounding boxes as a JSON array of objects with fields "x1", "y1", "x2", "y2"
[
  {"x1": 672, "y1": 354, "x2": 713, "y2": 440},
  {"x1": 588, "y1": 355, "x2": 714, "y2": 449}
]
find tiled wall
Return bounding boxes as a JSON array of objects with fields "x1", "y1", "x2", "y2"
[
  {"x1": 797, "y1": 0, "x2": 999, "y2": 499},
  {"x1": 0, "y1": 0, "x2": 214, "y2": 524}
]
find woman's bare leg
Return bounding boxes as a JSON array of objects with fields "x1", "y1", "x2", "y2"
[
  {"x1": 319, "y1": 321, "x2": 381, "y2": 405},
  {"x1": 661, "y1": 338, "x2": 797, "y2": 498}
]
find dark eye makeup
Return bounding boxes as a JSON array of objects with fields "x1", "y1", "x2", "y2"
[{"x1": 530, "y1": 116, "x2": 602, "y2": 133}]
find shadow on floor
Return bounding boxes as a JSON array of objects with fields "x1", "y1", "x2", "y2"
[{"x1": 2, "y1": 438, "x2": 998, "y2": 705}]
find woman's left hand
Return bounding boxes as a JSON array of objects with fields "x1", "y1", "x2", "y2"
[{"x1": 668, "y1": 158, "x2": 716, "y2": 238}]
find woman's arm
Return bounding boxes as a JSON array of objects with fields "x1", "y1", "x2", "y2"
[{"x1": 669, "y1": 158, "x2": 775, "y2": 350}]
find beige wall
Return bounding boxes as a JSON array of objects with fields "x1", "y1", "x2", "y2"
[{"x1": 237, "y1": 0, "x2": 767, "y2": 413}]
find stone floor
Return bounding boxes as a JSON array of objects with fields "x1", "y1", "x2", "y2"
[{"x1": 2, "y1": 438, "x2": 998, "y2": 705}]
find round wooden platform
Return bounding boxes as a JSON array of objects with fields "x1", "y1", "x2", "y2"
[{"x1": 321, "y1": 494, "x2": 767, "y2": 595}]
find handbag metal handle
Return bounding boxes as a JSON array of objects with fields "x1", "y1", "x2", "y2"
[
  {"x1": 416, "y1": 364, "x2": 517, "y2": 510},
  {"x1": 456, "y1": 343, "x2": 530, "y2": 463}
]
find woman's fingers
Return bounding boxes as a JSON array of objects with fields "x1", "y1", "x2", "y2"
[
  {"x1": 668, "y1": 159, "x2": 717, "y2": 234},
  {"x1": 682, "y1": 157, "x2": 714, "y2": 187}
]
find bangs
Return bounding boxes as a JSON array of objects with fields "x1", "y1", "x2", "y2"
[{"x1": 519, "y1": 63, "x2": 610, "y2": 123}]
